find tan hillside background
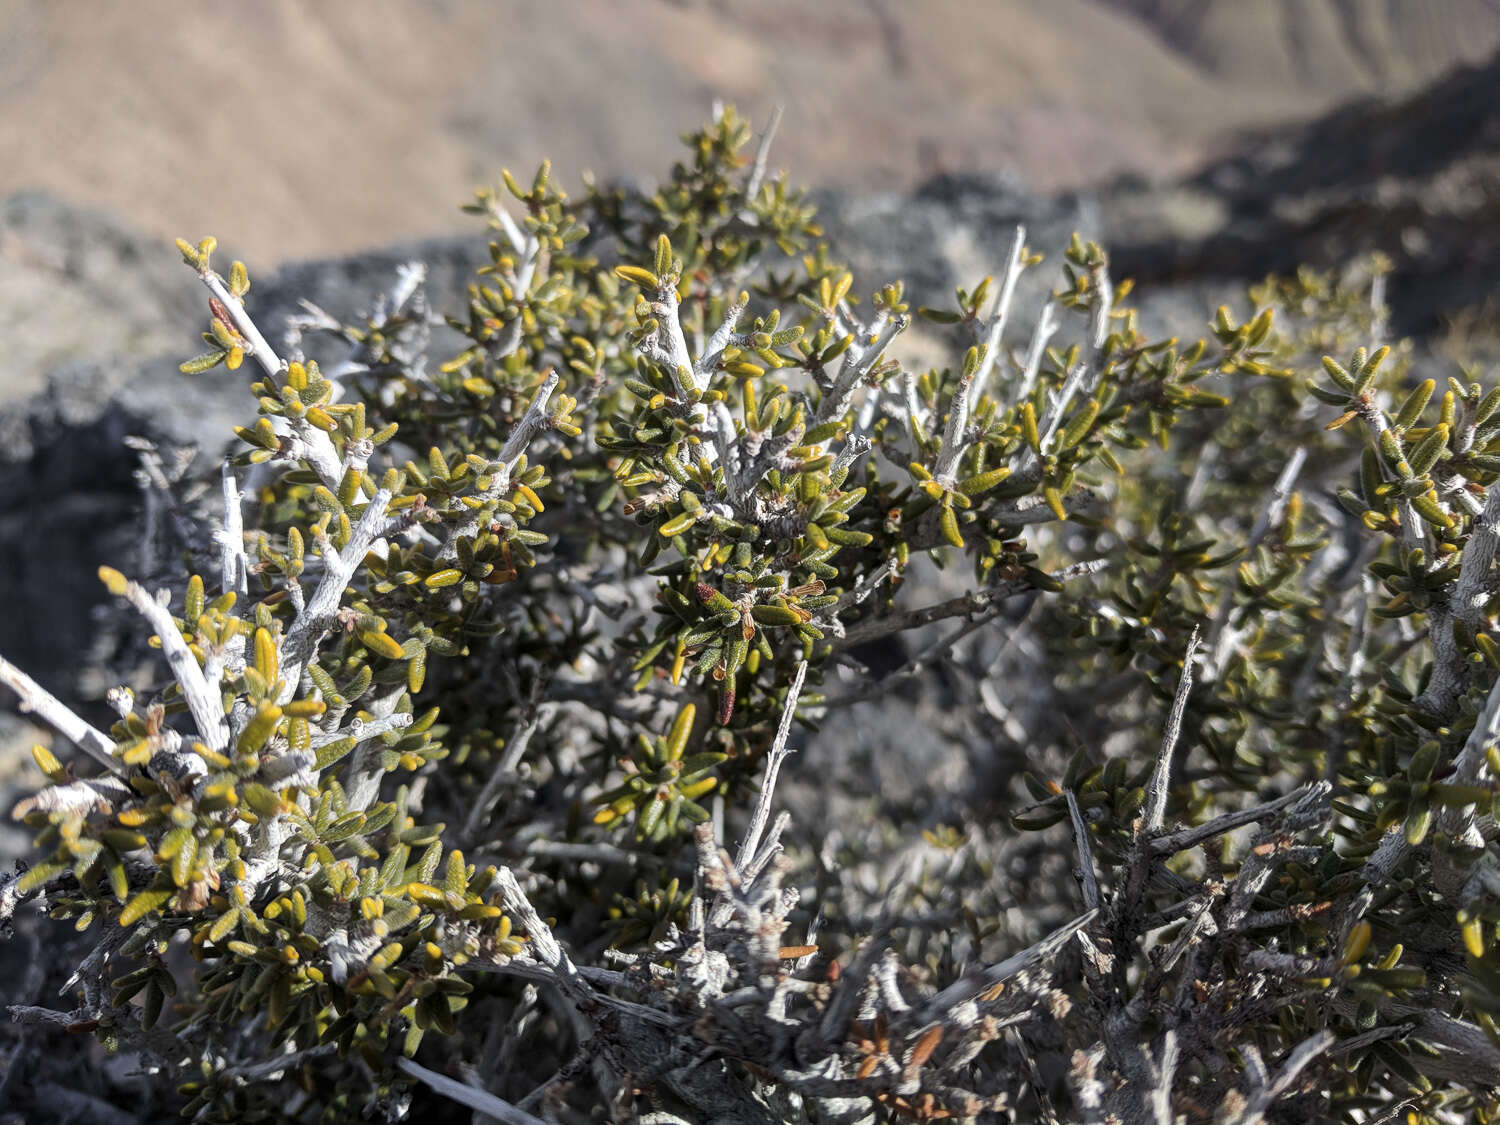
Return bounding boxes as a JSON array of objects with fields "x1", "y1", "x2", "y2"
[{"x1": 4, "y1": 0, "x2": 1499, "y2": 266}]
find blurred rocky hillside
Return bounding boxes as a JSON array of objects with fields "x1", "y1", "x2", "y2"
[{"x1": 3, "y1": 0, "x2": 1496, "y2": 266}]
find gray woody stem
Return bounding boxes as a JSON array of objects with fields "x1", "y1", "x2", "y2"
[
  {"x1": 1143, "y1": 627, "x2": 1201, "y2": 833},
  {"x1": 966, "y1": 225, "x2": 1027, "y2": 414},
  {"x1": 735, "y1": 659, "x2": 806, "y2": 872},
  {"x1": 934, "y1": 225, "x2": 1027, "y2": 484},
  {"x1": 395, "y1": 1057, "x2": 545, "y2": 1125},
  {"x1": 818, "y1": 314, "x2": 909, "y2": 427},
  {"x1": 218, "y1": 462, "x2": 249, "y2": 602},
  {"x1": 1417, "y1": 480, "x2": 1500, "y2": 718},
  {"x1": 1066, "y1": 789, "x2": 1101, "y2": 912},
  {"x1": 492, "y1": 868, "x2": 598, "y2": 1010},
  {"x1": 1206, "y1": 447, "x2": 1306, "y2": 677},
  {"x1": 197, "y1": 269, "x2": 344, "y2": 490},
  {"x1": 463, "y1": 702, "x2": 551, "y2": 842},
  {"x1": 278, "y1": 489, "x2": 393, "y2": 702},
  {"x1": 1435, "y1": 673, "x2": 1500, "y2": 894},
  {"x1": 834, "y1": 558, "x2": 1107, "y2": 651},
  {"x1": 438, "y1": 372, "x2": 559, "y2": 565},
  {"x1": 112, "y1": 575, "x2": 229, "y2": 752},
  {"x1": 917, "y1": 908, "x2": 1097, "y2": 1024},
  {"x1": 1015, "y1": 299, "x2": 1059, "y2": 401},
  {"x1": 744, "y1": 106, "x2": 784, "y2": 201},
  {"x1": 216, "y1": 463, "x2": 250, "y2": 683},
  {"x1": 0, "y1": 656, "x2": 121, "y2": 775},
  {"x1": 1018, "y1": 266, "x2": 1110, "y2": 476},
  {"x1": 1221, "y1": 1033, "x2": 1334, "y2": 1125}
]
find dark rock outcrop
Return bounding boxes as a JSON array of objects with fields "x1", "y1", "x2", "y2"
[{"x1": 1106, "y1": 51, "x2": 1500, "y2": 344}]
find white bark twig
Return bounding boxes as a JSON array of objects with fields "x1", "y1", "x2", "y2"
[
  {"x1": 1015, "y1": 300, "x2": 1058, "y2": 402},
  {"x1": 215, "y1": 463, "x2": 250, "y2": 691},
  {"x1": 1355, "y1": 397, "x2": 1425, "y2": 556},
  {"x1": 1445, "y1": 671, "x2": 1500, "y2": 800},
  {"x1": 223, "y1": 1044, "x2": 338, "y2": 1083},
  {"x1": 490, "y1": 201, "x2": 528, "y2": 259},
  {"x1": 438, "y1": 372, "x2": 559, "y2": 564},
  {"x1": 1436, "y1": 673, "x2": 1500, "y2": 893},
  {"x1": 1207, "y1": 447, "x2": 1307, "y2": 676},
  {"x1": 697, "y1": 298, "x2": 748, "y2": 383},
  {"x1": 0, "y1": 656, "x2": 121, "y2": 775},
  {"x1": 1417, "y1": 481, "x2": 1500, "y2": 718},
  {"x1": 1143, "y1": 627, "x2": 1201, "y2": 833},
  {"x1": 195, "y1": 268, "x2": 344, "y2": 489},
  {"x1": 12, "y1": 776, "x2": 132, "y2": 819},
  {"x1": 817, "y1": 313, "x2": 909, "y2": 427},
  {"x1": 492, "y1": 868, "x2": 600, "y2": 1012},
  {"x1": 734, "y1": 660, "x2": 806, "y2": 873},
  {"x1": 834, "y1": 558, "x2": 1107, "y2": 652},
  {"x1": 642, "y1": 283, "x2": 698, "y2": 402},
  {"x1": 1036, "y1": 362, "x2": 1089, "y2": 458},
  {"x1": 744, "y1": 106, "x2": 784, "y2": 201},
  {"x1": 1017, "y1": 268, "x2": 1111, "y2": 476},
  {"x1": 218, "y1": 462, "x2": 248, "y2": 603},
  {"x1": 966, "y1": 224, "x2": 1027, "y2": 414},
  {"x1": 278, "y1": 489, "x2": 393, "y2": 701},
  {"x1": 934, "y1": 227, "x2": 1028, "y2": 484},
  {"x1": 111, "y1": 576, "x2": 228, "y2": 752}
]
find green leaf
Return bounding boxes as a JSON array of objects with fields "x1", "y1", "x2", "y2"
[{"x1": 120, "y1": 887, "x2": 173, "y2": 927}]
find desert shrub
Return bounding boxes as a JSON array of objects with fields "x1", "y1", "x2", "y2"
[{"x1": 2, "y1": 107, "x2": 1498, "y2": 1124}]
